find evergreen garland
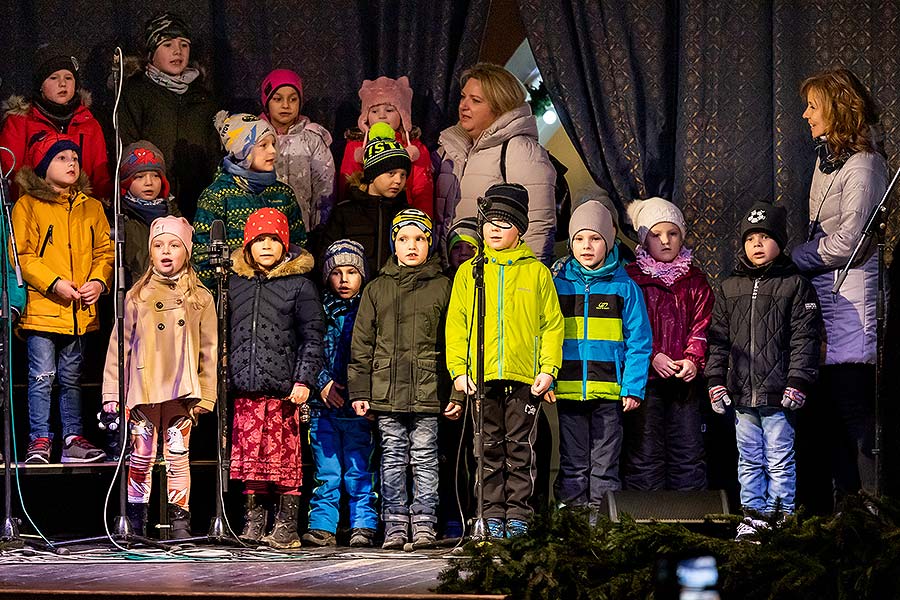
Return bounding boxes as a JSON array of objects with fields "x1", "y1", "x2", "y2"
[{"x1": 437, "y1": 494, "x2": 900, "y2": 599}]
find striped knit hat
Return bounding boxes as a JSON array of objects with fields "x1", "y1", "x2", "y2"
[
  {"x1": 483, "y1": 183, "x2": 530, "y2": 234},
  {"x1": 322, "y1": 239, "x2": 368, "y2": 284},
  {"x1": 447, "y1": 217, "x2": 481, "y2": 251},
  {"x1": 390, "y1": 208, "x2": 433, "y2": 253},
  {"x1": 363, "y1": 122, "x2": 410, "y2": 182}
]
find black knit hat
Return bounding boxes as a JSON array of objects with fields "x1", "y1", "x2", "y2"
[
  {"x1": 145, "y1": 12, "x2": 192, "y2": 60},
  {"x1": 740, "y1": 200, "x2": 788, "y2": 250},
  {"x1": 482, "y1": 183, "x2": 530, "y2": 234},
  {"x1": 363, "y1": 122, "x2": 410, "y2": 182},
  {"x1": 32, "y1": 45, "x2": 79, "y2": 95}
]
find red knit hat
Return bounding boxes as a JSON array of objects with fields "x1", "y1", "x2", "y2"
[
  {"x1": 243, "y1": 208, "x2": 290, "y2": 250},
  {"x1": 26, "y1": 132, "x2": 81, "y2": 178}
]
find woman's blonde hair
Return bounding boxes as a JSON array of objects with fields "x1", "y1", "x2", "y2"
[
  {"x1": 131, "y1": 262, "x2": 207, "y2": 310},
  {"x1": 460, "y1": 63, "x2": 527, "y2": 117},
  {"x1": 800, "y1": 68, "x2": 880, "y2": 156}
]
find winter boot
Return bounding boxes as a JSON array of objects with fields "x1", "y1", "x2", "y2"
[
  {"x1": 167, "y1": 504, "x2": 192, "y2": 540},
  {"x1": 302, "y1": 529, "x2": 336, "y2": 547},
  {"x1": 240, "y1": 494, "x2": 268, "y2": 544},
  {"x1": 126, "y1": 502, "x2": 148, "y2": 537},
  {"x1": 349, "y1": 527, "x2": 376, "y2": 548},
  {"x1": 262, "y1": 494, "x2": 301, "y2": 549},
  {"x1": 381, "y1": 514, "x2": 409, "y2": 550},
  {"x1": 411, "y1": 515, "x2": 437, "y2": 545}
]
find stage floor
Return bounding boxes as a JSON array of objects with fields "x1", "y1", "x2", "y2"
[{"x1": 0, "y1": 544, "x2": 502, "y2": 599}]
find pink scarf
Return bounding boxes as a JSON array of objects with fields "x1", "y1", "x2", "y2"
[{"x1": 634, "y1": 246, "x2": 693, "y2": 286}]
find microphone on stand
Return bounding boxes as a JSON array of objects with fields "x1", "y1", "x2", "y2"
[{"x1": 209, "y1": 219, "x2": 227, "y2": 273}]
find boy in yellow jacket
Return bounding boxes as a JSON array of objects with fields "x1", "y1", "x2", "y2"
[
  {"x1": 445, "y1": 183, "x2": 564, "y2": 539},
  {"x1": 11, "y1": 132, "x2": 113, "y2": 464}
]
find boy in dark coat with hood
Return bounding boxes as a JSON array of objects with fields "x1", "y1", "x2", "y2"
[{"x1": 705, "y1": 201, "x2": 820, "y2": 542}]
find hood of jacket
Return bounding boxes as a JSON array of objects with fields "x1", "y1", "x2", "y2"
[
  {"x1": 562, "y1": 244, "x2": 622, "y2": 283},
  {"x1": 483, "y1": 238, "x2": 539, "y2": 267},
  {"x1": 3, "y1": 89, "x2": 93, "y2": 119},
  {"x1": 15, "y1": 166, "x2": 91, "y2": 203},
  {"x1": 379, "y1": 252, "x2": 444, "y2": 283},
  {"x1": 733, "y1": 252, "x2": 798, "y2": 278},
  {"x1": 439, "y1": 104, "x2": 538, "y2": 163},
  {"x1": 230, "y1": 245, "x2": 315, "y2": 280}
]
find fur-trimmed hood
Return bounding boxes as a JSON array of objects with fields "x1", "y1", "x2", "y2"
[
  {"x1": 2, "y1": 89, "x2": 93, "y2": 119},
  {"x1": 231, "y1": 244, "x2": 315, "y2": 279},
  {"x1": 15, "y1": 166, "x2": 91, "y2": 203}
]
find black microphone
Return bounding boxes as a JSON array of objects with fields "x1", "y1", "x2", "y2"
[
  {"x1": 210, "y1": 219, "x2": 226, "y2": 245},
  {"x1": 209, "y1": 219, "x2": 226, "y2": 272}
]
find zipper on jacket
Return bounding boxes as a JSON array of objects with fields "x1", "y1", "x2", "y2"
[
  {"x1": 750, "y1": 278, "x2": 760, "y2": 406},
  {"x1": 67, "y1": 199, "x2": 77, "y2": 334},
  {"x1": 392, "y1": 282, "x2": 400, "y2": 407},
  {"x1": 39, "y1": 225, "x2": 54, "y2": 257},
  {"x1": 498, "y1": 264, "x2": 505, "y2": 379},
  {"x1": 582, "y1": 283, "x2": 589, "y2": 400},
  {"x1": 249, "y1": 279, "x2": 262, "y2": 389},
  {"x1": 377, "y1": 206, "x2": 384, "y2": 269}
]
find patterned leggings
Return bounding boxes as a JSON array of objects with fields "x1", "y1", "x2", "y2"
[{"x1": 128, "y1": 402, "x2": 193, "y2": 509}]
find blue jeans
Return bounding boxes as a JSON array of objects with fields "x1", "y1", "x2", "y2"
[
  {"x1": 307, "y1": 412, "x2": 378, "y2": 532},
  {"x1": 26, "y1": 332, "x2": 85, "y2": 441},
  {"x1": 377, "y1": 413, "x2": 439, "y2": 523},
  {"x1": 735, "y1": 406, "x2": 796, "y2": 515}
]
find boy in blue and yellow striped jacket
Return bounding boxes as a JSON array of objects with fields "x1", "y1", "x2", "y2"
[{"x1": 552, "y1": 200, "x2": 652, "y2": 508}]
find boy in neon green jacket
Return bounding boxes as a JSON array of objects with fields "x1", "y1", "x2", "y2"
[{"x1": 445, "y1": 183, "x2": 564, "y2": 539}]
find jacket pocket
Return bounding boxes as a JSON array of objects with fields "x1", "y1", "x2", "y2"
[
  {"x1": 39, "y1": 225, "x2": 54, "y2": 257},
  {"x1": 370, "y1": 357, "x2": 392, "y2": 401},
  {"x1": 416, "y1": 358, "x2": 438, "y2": 405},
  {"x1": 614, "y1": 348, "x2": 624, "y2": 386}
]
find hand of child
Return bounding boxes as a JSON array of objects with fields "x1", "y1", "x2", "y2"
[
  {"x1": 352, "y1": 400, "x2": 370, "y2": 417},
  {"x1": 78, "y1": 281, "x2": 104, "y2": 305},
  {"x1": 454, "y1": 375, "x2": 477, "y2": 395},
  {"x1": 287, "y1": 383, "x2": 310, "y2": 405},
  {"x1": 709, "y1": 385, "x2": 732, "y2": 414},
  {"x1": 622, "y1": 395, "x2": 641, "y2": 412},
  {"x1": 543, "y1": 390, "x2": 557, "y2": 404},
  {"x1": 673, "y1": 358, "x2": 698, "y2": 382},
  {"x1": 102, "y1": 401, "x2": 119, "y2": 414},
  {"x1": 443, "y1": 402, "x2": 463, "y2": 420},
  {"x1": 53, "y1": 280, "x2": 81, "y2": 302},
  {"x1": 531, "y1": 373, "x2": 554, "y2": 396},
  {"x1": 781, "y1": 387, "x2": 806, "y2": 411},
  {"x1": 651, "y1": 353, "x2": 679, "y2": 378},
  {"x1": 320, "y1": 380, "x2": 345, "y2": 409},
  {"x1": 189, "y1": 405, "x2": 210, "y2": 420}
]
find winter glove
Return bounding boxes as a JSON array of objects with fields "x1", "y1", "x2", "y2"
[
  {"x1": 781, "y1": 387, "x2": 806, "y2": 411},
  {"x1": 709, "y1": 385, "x2": 732, "y2": 415}
]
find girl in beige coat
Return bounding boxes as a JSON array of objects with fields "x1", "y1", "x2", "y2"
[{"x1": 101, "y1": 216, "x2": 217, "y2": 539}]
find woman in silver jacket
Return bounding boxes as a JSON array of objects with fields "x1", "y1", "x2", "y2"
[
  {"x1": 435, "y1": 63, "x2": 557, "y2": 264},
  {"x1": 790, "y1": 67, "x2": 888, "y2": 505}
]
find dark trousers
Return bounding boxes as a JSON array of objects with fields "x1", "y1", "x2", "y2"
[
  {"x1": 480, "y1": 381, "x2": 540, "y2": 521},
  {"x1": 555, "y1": 399, "x2": 622, "y2": 506},
  {"x1": 623, "y1": 379, "x2": 706, "y2": 491},
  {"x1": 819, "y1": 364, "x2": 876, "y2": 504}
]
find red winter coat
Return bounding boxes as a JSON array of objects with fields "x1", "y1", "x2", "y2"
[
  {"x1": 338, "y1": 129, "x2": 433, "y2": 217},
  {"x1": 625, "y1": 263, "x2": 714, "y2": 377},
  {"x1": 0, "y1": 93, "x2": 112, "y2": 201}
]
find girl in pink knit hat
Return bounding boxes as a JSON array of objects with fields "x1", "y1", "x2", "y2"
[
  {"x1": 338, "y1": 76, "x2": 434, "y2": 217},
  {"x1": 260, "y1": 69, "x2": 336, "y2": 232}
]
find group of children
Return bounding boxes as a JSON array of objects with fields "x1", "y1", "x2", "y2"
[{"x1": 1, "y1": 11, "x2": 822, "y2": 549}]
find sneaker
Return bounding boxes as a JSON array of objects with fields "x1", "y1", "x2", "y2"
[
  {"x1": 505, "y1": 518, "x2": 529, "y2": 539},
  {"x1": 349, "y1": 527, "x2": 376, "y2": 548},
  {"x1": 25, "y1": 437, "x2": 51, "y2": 464},
  {"x1": 486, "y1": 518, "x2": 505, "y2": 539},
  {"x1": 61, "y1": 435, "x2": 106, "y2": 463},
  {"x1": 301, "y1": 529, "x2": 336, "y2": 547}
]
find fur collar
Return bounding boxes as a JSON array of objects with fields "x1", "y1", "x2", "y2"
[
  {"x1": 3, "y1": 89, "x2": 92, "y2": 118},
  {"x1": 15, "y1": 166, "x2": 91, "y2": 203},
  {"x1": 231, "y1": 245, "x2": 315, "y2": 280}
]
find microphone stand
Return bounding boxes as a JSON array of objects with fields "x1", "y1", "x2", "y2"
[
  {"x1": 831, "y1": 162, "x2": 900, "y2": 498},
  {"x1": 469, "y1": 207, "x2": 489, "y2": 542}
]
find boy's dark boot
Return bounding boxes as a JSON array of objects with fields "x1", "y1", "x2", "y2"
[
  {"x1": 240, "y1": 494, "x2": 267, "y2": 544},
  {"x1": 381, "y1": 514, "x2": 409, "y2": 550},
  {"x1": 411, "y1": 514, "x2": 437, "y2": 545},
  {"x1": 262, "y1": 494, "x2": 301, "y2": 549},
  {"x1": 126, "y1": 502, "x2": 148, "y2": 537},
  {"x1": 167, "y1": 504, "x2": 192, "y2": 539}
]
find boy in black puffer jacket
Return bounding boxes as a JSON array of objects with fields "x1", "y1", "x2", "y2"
[
  {"x1": 228, "y1": 207, "x2": 325, "y2": 549},
  {"x1": 705, "y1": 200, "x2": 820, "y2": 542}
]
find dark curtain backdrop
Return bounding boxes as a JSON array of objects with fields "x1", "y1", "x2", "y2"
[
  {"x1": 0, "y1": 0, "x2": 489, "y2": 155},
  {"x1": 520, "y1": 0, "x2": 900, "y2": 283}
]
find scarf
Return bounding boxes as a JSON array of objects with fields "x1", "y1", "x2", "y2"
[
  {"x1": 33, "y1": 95, "x2": 80, "y2": 131},
  {"x1": 222, "y1": 156, "x2": 277, "y2": 194},
  {"x1": 634, "y1": 246, "x2": 693, "y2": 286},
  {"x1": 123, "y1": 192, "x2": 170, "y2": 225},
  {"x1": 145, "y1": 63, "x2": 200, "y2": 95},
  {"x1": 814, "y1": 136, "x2": 852, "y2": 174}
]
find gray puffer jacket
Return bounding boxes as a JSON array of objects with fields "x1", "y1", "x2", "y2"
[
  {"x1": 791, "y1": 151, "x2": 888, "y2": 365},
  {"x1": 435, "y1": 104, "x2": 556, "y2": 264}
]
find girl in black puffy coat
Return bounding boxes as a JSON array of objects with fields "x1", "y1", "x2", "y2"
[{"x1": 227, "y1": 207, "x2": 324, "y2": 549}]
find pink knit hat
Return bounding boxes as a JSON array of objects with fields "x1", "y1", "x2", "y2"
[
  {"x1": 261, "y1": 68, "x2": 304, "y2": 111},
  {"x1": 149, "y1": 216, "x2": 194, "y2": 257},
  {"x1": 355, "y1": 76, "x2": 419, "y2": 162}
]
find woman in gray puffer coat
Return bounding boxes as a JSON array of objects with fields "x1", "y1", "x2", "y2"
[
  {"x1": 435, "y1": 63, "x2": 556, "y2": 264},
  {"x1": 791, "y1": 67, "x2": 888, "y2": 504}
]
